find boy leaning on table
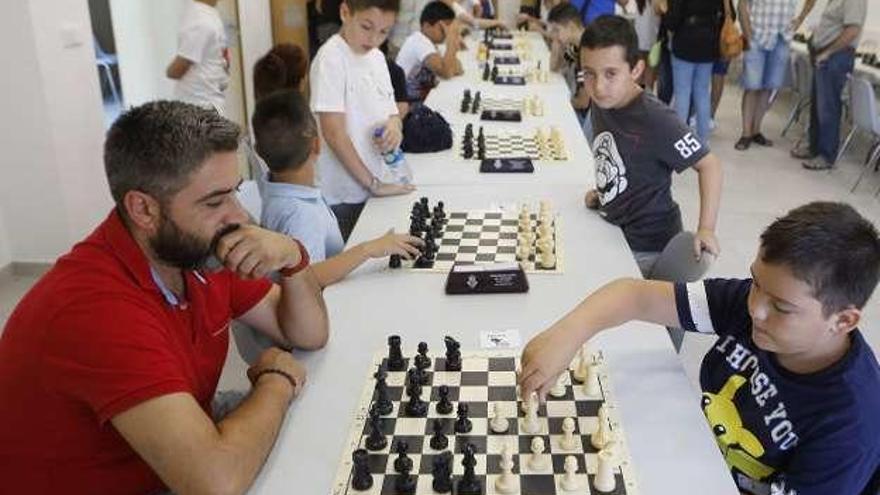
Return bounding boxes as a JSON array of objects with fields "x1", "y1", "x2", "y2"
[
  {"x1": 310, "y1": 0, "x2": 415, "y2": 242},
  {"x1": 578, "y1": 16, "x2": 723, "y2": 287},
  {"x1": 519, "y1": 202, "x2": 880, "y2": 495}
]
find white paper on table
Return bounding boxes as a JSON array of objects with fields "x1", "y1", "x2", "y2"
[{"x1": 479, "y1": 329, "x2": 522, "y2": 349}]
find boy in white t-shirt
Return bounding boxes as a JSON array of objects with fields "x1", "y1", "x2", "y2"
[
  {"x1": 310, "y1": 0, "x2": 414, "y2": 241},
  {"x1": 395, "y1": 1, "x2": 463, "y2": 101},
  {"x1": 166, "y1": 0, "x2": 230, "y2": 113}
]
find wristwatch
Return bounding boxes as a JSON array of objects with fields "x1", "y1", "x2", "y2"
[{"x1": 278, "y1": 239, "x2": 310, "y2": 277}]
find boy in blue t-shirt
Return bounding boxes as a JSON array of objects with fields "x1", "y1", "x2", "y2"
[
  {"x1": 519, "y1": 202, "x2": 880, "y2": 495},
  {"x1": 252, "y1": 89, "x2": 423, "y2": 287}
]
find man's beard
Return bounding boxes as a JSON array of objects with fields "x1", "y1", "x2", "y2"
[{"x1": 150, "y1": 214, "x2": 237, "y2": 271}]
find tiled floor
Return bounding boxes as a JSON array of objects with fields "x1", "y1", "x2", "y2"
[{"x1": 1, "y1": 82, "x2": 879, "y2": 395}]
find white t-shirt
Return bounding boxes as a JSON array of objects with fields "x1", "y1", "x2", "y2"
[
  {"x1": 173, "y1": 2, "x2": 229, "y2": 113},
  {"x1": 395, "y1": 31, "x2": 437, "y2": 81},
  {"x1": 633, "y1": 1, "x2": 660, "y2": 52},
  {"x1": 310, "y1": 34, "x2": 398, "y2": 205}
]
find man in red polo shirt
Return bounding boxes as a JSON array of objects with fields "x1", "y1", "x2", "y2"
[{"x1": 0, "y1": 101, "x2": 329, "y2": 495}]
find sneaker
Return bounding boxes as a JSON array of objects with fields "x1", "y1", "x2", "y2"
[
  {"x1": 802, "y1": 156, "x2": 834, "y2": 170},
  {"x1": 734, "y1": 136, "x2": 752, "y2": 151},
  {"x1": 752, "y1": 133, "x2": 774, "y2": 147},
  {"x1": 790, "y1": 143, "x2": 816, "y2": 160}
]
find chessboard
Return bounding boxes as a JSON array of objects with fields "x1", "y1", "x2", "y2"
[
  {"x1": 460, "y1": 90, "x2": 544, "y2": 119},
  {"x1": 460, "y1": 124, "x2": 568, "y2": 161},
  {"x1": 390, "y1": 197, "x2": 563, "y2": 274},
  {"x1": 331, "y1": 336, "x2": 641, "y2": 495}
]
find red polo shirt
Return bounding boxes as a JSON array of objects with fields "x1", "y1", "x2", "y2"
[{"x1": 0, "y1": 211, "x2": 272, "y2": 495}]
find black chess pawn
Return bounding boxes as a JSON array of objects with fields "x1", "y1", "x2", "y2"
[
  {"x1": 429, "y1": 419, "x2": 448, "y2": 450},
  {"x1": 456, "y1": 443, "x2": 482, "y2": 495},
  {"x1": 436, "y1": 385, "x2": 454, "y2": 415},
  {"x1": 472, "y1": 92, "x2": 481, "y2": 114},
  {"x1": 394, "y1": 461, "x2": 417, "y2": 495},
  {"x1": 387, "y1": 335, "x2": 405, "y2": 371},
  {"x1": 491, "y1": 64, "x2": 499, "y2": 81},
  {"x1": 455, "y1": 402, "x2": 472, "y2": 433},
  {"x1": 404, "y1": 369, "x2": 428, "y2": 417},
  {"x1": 351, "y1": 448, "x2": 373, "y2": 491},
  {"x1": 364, "y1": 405, "x2": 387, "y2": 451},
  {"x1": 482, "y1": 62, "x2": 491, "y2": 81},
  {"x1": 388, "y1": 254, "x2": 402, "y2": 269},
  {"x1": 414, "y1": 342, "x2": 431, "y2": 370},
  {"x1": 373, "y1": 368, "x2": 393, "y2": 416},
  {"x1": 393, "y1": 440, "x2": 413, "y2": 473},
  {"x1": 432, "y1": 450, "x2": 454, "y2": 493},
  {"x1": 444, "y1": 336, "x2": 462, "y2": 371},
  {"x1": 463, "y1": 143, "x2": 474, "y2": 159}
]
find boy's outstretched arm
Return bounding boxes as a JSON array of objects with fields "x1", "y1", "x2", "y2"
[
  {"x1": 519, "y1": 278, "x2": 681, "y2": 401},
  {"x1": 692, "y1": 152, "x2": 723, "y2": 259}
]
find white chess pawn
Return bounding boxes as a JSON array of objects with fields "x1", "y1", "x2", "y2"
[
  {"x1": 572, "y1": 346, "x2": 591, "y2": 382},
  {"x1": 536, "y1": 237, "x2": 552, "y2": 253},
  {"x1": 490, "y1": 402, "x2": 510, "y2": 433},
  {"x1": 528, "y1": 436, "x2": 547, "y2": 470},
  {"x1": 538, "y1": 222, "x2": 553, "y2": 239},
  {"x1": 559, "y1": 417, "x2": 578, "y2": 451},
  {"x1": 593, "y1": 442, "x2": 619, "y2": 493},
  {"x1": 549, "y1": 374, "x2": 566, "y2": 398},
  {"x1": 536, "y1": 98, "x2": 545, "y2": 116},
  {"x1": 495, "y1": 444, "x2": 519, "y2": 494},
  {"x1": 522, "y1": 395, "x2": 541, "y2": 434},
  {"x1": 539, "y1": 200, "x2": 551, "y2": 213},
  {"x1": 560, "y1": 455, "x2": 583, "y2": 492},
  {"x1": 583, "y1": 363, "x2": 601, "y2": 397}
]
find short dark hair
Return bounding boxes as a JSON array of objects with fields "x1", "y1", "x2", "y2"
[
  {"x1": 547, "y1": 3, "x2": 581, "y2": 26},
  {"x1": 420, "y1": 1, "x2": 455, "y2": 25},
  {"x1": 580, "y1": 15, "x2": 640, "y2": 67},
  {"x1": 345, "y1": 0, "x2": 400, "y2": 14},
  {"x1": 253, "y1": 43, "x2": 309, "y2": 101},
  {"x1": 104, "y1": 101, "x2": 240, "y2": 210},
  {"x1": 760, "y1": 202, "x2": 880, "y2": 315},
  {"x1": 251, "y1": 89, "x2": 317, "y2": 173}
]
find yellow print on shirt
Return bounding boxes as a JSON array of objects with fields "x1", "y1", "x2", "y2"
[{"x1": 702, "y1": 374, "x2": 776, "y2": 480}]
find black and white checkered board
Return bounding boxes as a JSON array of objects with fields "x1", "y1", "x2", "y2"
[
  {"x1": 407, "y1": 210, "x2": 563, "y2": 274},
  {"x1": 460, "y1": 132, "x2": 566, "y2": 161},
  {"x1": 331, "y1": 349, "x2": 640, "y2": 495}
]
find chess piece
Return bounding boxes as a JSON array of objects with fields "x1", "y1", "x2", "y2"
[
  {"x1": 436, "y1": 384, "x2": 454, "y2": 415},
  {"x1": 549, "y1": 374, "x2": 566, "y2": 398},
  {"x1": 432, "y1": 451, "x2": 454, "y2": 493},
  {"x1": 395, "y1": 460, "x2": 417, "y2": 495},
  {"x1": 444, "y1": 336, "x2": 462, "y2": 371},
  {"x1": 373, "y1": 367, "x2": 393, "y2": 416},
  {"x1": 455, "y1": 402, "x2": 473, "y2": 434},
  {"x1": 456, "y1": 443, "x2": 482, "y2": 495},
  {"x1": 522, "y1": 395, "x2": 540, "y2": 434},
  {"x1": 415, "y1": 342, "x2": 431, "y2": 383},
  {"x1": 472, "y1": 91, "x2": 481, "y2": 114},
  {"x1": 430, "y1": 418, "x2": 449, "y2": 450},
  {"x1": 489, "y1": 402, "x2": 509, "y2": 433},
  {"x1": 351, "y1": 448, "x2": 373, "y2": 491},
  {"x1": 591, "y1": 405, "x2": 612, "y2": 449},
  {"x1": 528, "y1": 436, "x2": 547, "y2": 470},
  {"x1": 388, "y1": 254, "x2": 402, "y2": 269},
  {"x1": 572, "y1": 346, "x2": 591, "y2": 383},
  {"x1": 482, "y1": 62, "x2": 491, "y2": 81},
  {"x1": 583, "y1": 362, "x2": 601, "y2": 397},
  {"x1": 404, "y1": 369, "x2": 428, "y2": 417},
  {"x1": 559, "y1": 417, "x2": 578, "y2": 450},
  {"x1": 593, "y1": 442, "x2": 619, "y2": 493},
  {"x1": 560, "y1": 455, "x2": 583, "y2": 492},
  {"x1": 494, "y1": 443, "x2": 519, "y2": 494},
  {"x1": 364, "y1": 404, "x2": 387, "y2": 451},
  {"x1": 538, "y1": 250, "x2": 556, "y2": 269},
  {"x1": 491, "y1": 63, "x2": 499, "y2": 81},
  {"x1": 393, "y1": 440, "x2": 413, "y2": 473},
  {"x1": 387, "y1": 335, "x2": 405, "y2": 371}
]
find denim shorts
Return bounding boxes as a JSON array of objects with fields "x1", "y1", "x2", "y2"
[{"x1": 742, "y1": 35, "x2": 791, "y2": 90}]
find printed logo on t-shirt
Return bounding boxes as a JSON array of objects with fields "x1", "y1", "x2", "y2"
[
  {"x1": 673, "y1": 132, "x2": 702, "y2": 159},
  {"x1": 592, "y1": 131, "x2": 628, "y2": 205}
]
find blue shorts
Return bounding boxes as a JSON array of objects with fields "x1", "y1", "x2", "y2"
[{"x1": 742, "y1": 35, "x2": 791, "y2": 90}]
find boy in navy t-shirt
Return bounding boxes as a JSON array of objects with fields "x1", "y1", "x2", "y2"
[{"x1": 519, "y1": 202, "x2": 880, "y2": 495}]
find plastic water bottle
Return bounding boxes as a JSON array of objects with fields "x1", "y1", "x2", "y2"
[{"x1": 374, "y1": 128, "x2": 413, "y2": 185}]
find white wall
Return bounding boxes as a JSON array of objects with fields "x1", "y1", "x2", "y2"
[
  {"x1": 0, "y1": 0, "x2": 111, "y2": 263},
  {"x1": 238, "y1": 0, "x2": 274, "y2": 130},
  {"x1": 0, "y1": 208, "x2": 11, "y2": 270}
]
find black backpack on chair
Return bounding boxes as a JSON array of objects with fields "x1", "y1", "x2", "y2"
[{"x1": 401, "y1": 104, "x2": 453, "y2": 153}]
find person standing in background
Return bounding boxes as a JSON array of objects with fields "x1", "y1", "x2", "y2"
[
  {"x1": 632, "y1": 0, "x2": 661, "y2": 91},
  {"x1": 166, "y1": 0, "x2": 230, "y2": 114}
]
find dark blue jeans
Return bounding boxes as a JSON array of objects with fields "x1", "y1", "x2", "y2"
[{"x1": 809, "y1": 48, "x2": 855, "y2": 162}]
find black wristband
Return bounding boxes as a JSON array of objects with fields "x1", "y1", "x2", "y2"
[{"x1": 254, "y1": 368, "x2": 298, "y2": 395}]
